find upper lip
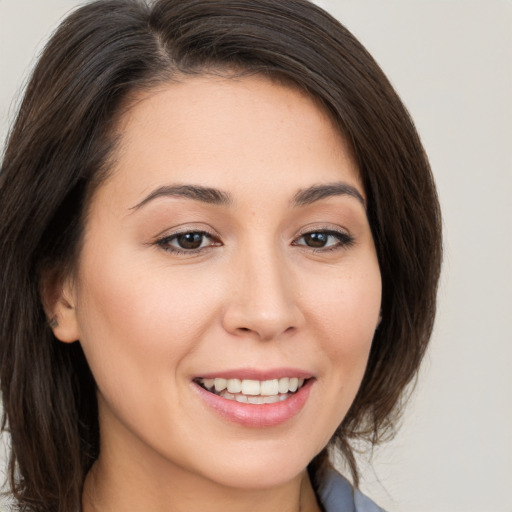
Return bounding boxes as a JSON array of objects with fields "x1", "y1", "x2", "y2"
[{"x1": 194, "y1": 368, "x2": 314, "y2": 381}]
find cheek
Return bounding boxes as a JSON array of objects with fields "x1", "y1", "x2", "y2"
[
  {"x1": 306, "y1": 257, "x2": 381, "y2": 381},
  {"x1": 311, "y1": 259, "x2": 380, "y2": 328},
  {"x1": 73, "y1": 250, "x2": 221, "y2": 390},
  {"x1": 288, "y1": 258, "x2": 381, "y2": 453}
]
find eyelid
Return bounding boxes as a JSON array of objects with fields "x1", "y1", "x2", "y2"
[
  {"x1": 158, "y1": 230, "x2": 215, "y2": 245},
  {"x1": 152, "y1": 222, "x2": 220, "y2": 243},
  {"x1": 154, "y1": 226, "x2": 222, "y2": 255},
  {"x1": 294, "y1": 223, "x2": 352, "y2": 239},
  {"x1": 292, "y1": 226, "x2": 355, "y2": 251},
  {"x1": 151, "y1": 223, "x2": 354, "y2": 255}
]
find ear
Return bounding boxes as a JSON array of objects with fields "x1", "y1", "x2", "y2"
[{"x1": 40, "y1": 269, "x2": 81, "y2": 343}]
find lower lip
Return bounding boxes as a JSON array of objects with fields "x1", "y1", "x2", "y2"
[{"x1": 193, "y1": 379, "x2": 313, "y2": 428}]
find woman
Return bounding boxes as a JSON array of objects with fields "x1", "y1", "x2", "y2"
[{"x1": 0, "y1": 1, "x2": 442, "y2": 511}]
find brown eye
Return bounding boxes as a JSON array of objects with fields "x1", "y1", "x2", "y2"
[
  {"x1": 294, "y1": 230, "x2": 355, "y2": 251},
  {"x1": 176, "y1": 232, "x2": 205, "y2": 249},
  {"x1": 157, "y1": 231, "x2": 219, "y2": 253},
  {"x1": 302, "y1": 232, "x2": 329, "y2": 248}
]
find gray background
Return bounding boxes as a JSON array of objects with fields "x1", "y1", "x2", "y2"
[{"x1": 1, "y1": 1, "x2": 511, "y2": 511}]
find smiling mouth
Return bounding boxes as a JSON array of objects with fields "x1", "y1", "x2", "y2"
[{"x1": 195, "y1": 377, "x2": 308, "y2": 404}]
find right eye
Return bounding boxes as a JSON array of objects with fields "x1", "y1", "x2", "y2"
[{"x1": 156, "y1": 231, "x2": 220, "y2": 254}]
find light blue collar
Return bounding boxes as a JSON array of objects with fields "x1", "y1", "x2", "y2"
[{"x1": 317, "y1": 469, "x2": 386, "y2": 512}]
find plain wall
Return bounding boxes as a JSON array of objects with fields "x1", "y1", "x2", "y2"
[{"x1": 1, "y1": 1, "x2": 511, "y2": 511}]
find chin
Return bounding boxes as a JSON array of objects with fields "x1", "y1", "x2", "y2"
[{"x1": 184, "y1": 439, "x2": 321, "y2": 491}]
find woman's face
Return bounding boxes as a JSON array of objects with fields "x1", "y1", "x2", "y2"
[{"x1": 57, "y1": 75, "x2": 381, "y2": 490}]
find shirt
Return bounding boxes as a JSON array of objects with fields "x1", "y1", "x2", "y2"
[{"x1": 318, "y1": 469, "x2": 386, "y2": 512}]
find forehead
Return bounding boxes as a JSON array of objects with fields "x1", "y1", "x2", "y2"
[{"x1": 99, "y1": 74, "x2": 362, "y2": 208}]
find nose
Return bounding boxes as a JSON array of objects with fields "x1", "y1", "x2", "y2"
[{"x1": 221, "y1": 247, "x2": 304, "y2": 341}]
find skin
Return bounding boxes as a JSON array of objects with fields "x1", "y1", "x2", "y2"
[{"x1": 50, "y1": 75, "x2": 382, "y2": 512}]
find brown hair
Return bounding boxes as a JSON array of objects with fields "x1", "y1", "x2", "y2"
[{"x1": 0, "y1": 0, "x2": 442, "y2": 510}]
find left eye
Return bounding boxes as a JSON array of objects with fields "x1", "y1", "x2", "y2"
[
  {"x1": 294, "y1": 230, "x2": 353, "y2": 249},
  {"x1": 158, "y1": 231, "x2": 217, "y2": 252}
]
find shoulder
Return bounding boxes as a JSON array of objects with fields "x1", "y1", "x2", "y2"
[{"x1": 317, "y1": 468, "x2": 386, "y2": 512}]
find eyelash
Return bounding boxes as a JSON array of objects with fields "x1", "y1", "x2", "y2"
[
  {"x1": 155, "y1": 228, "x2": 354, "y2": 255},
  {"x1": 156, "y1": 230, "x2": 220, "y2": 255},
  {"x1": 292, "y1": 229, "x2": 355, "y2": 252}
]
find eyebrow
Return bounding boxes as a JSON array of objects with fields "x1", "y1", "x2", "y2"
[
  {"x1": 130, "y1": 184, "x2": 232, "y2": 211},
  {"x1": 130, "y1": 180, "x2": 365, "y2": 212},
  {"x1": 292, "y1": 182, "x2": 366, "y2": 208}
]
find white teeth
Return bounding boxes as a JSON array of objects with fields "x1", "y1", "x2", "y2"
[
  {"x1": 247, "y1": 395, "x2": 265, "y2": 404},
  {"x1": 278, "y1": 377, "x2": 290, "y2": 394},
  {"x1": 203, "y1": 378, "x2": 215, "y2": 389},
  {"x1": 201, "y1": 376, "x2": 308, "y2": 401},
  {"x1": 214, "y1": 378, "x2": 227, "y2": 392},
  {"x1": 234, "y1": 393, "x2": 281, "y2": 404},
  {"x1": 227, "y1": 378, "x2": 242, "y2": 394},
  {"x1": 260, "y1": 379, "x2": 279, "y2": 396},
  {"x1": 241, "y1": 379, "x2": 260, "y2": 395}
]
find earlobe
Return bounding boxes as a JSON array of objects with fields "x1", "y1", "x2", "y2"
[
  {"x1": 50, "y1": 288, "x2": 81, "y2": 343},
  {"x1": 41, "y1": 271, "x2": 81, "y2": 343}
]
